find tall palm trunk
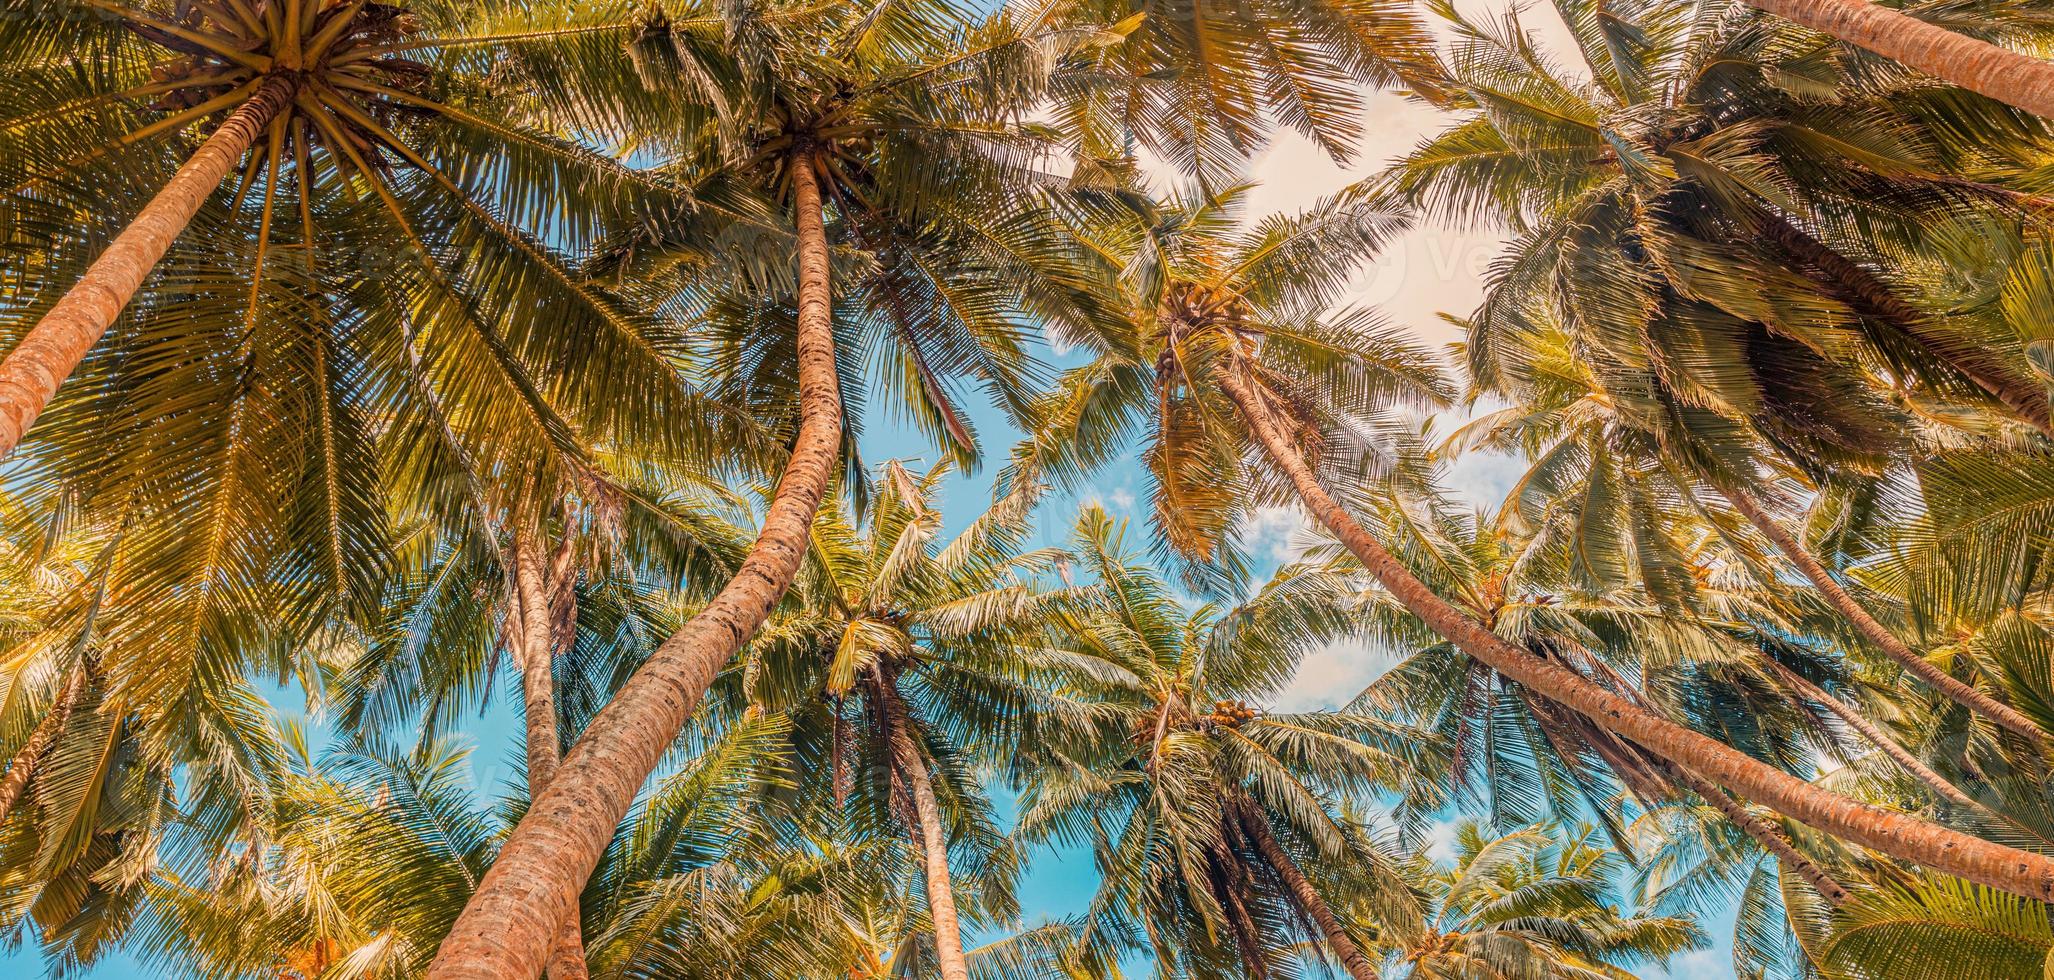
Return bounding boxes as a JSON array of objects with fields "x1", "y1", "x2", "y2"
[
  {"x1": 1756, "y1": 212, "x2": 2053, "y2": 436},
  {"x1": 510, "y1": 526, "x2": 591, "y2": 980},
  {"x1": 1762, "y1": 658, "x2": 2002, "y2": 819},
  {"x1": 1742, "y1": 0, "x2": 2054, "y2": 120},
  {"x1": 1664, "y1": 764, "x2": 1851, "y2": 906},
  {"x1": 1232, "y1": 799, "x2": 1377, "y2": 980},
  {"x1": 427, "y1": 151, "x2": 846, "y2": 980},
  {"x1": 0, "y1": 664, "x2": 89, "y2": 826},
  {"x1": 1719, "y1": 483, "x2": 2049, "y2": 742},
  {"x1": 1215, "y1": 364, "x2": 2054, "y2": 902},
  {"x1": 0, "y1": 74, "x2": 299, "y2": 460},
  {"x1": 875, "y1": 674, "x2": 972, "y2": 980}
]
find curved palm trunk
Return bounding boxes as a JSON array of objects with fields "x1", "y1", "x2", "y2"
[
  {"x1": 1768, "y1": 664, "x2": 2054, "y2": 847},
  {"x1": 876, "y1": 676, "x2": 972, "y2": 980},
  {"x1": 1742, "y1": 0, "x2": 2054, "y2": 120},
  {"x1": 1232, "y1": 800, "x2": 1377, "y2": 980},
  {"x1": 1720, "y1": 484, "x2": 2049, "y2": 742},
  {"x1": 427, "y1": 152, "x2": 846, "y2": 980},
  {"x1": 1665, "y1": 764, "x2": 1851, "y2": 906},
  {"x1": 510, "y1": 527, "x2": 591, "y2": 980},
  {"x1": 0, "y1": 664, "x2": 89, "y2": 826},
  {"x1": 1756, "y1": 212, "x2": 2052, "y2": 436},
  {"x1": 1215, "y1": 365, "x2": 2054, "y2": 902},
  {"x1": 0, "y1": 74, "x2": 298, "y2": 460}
]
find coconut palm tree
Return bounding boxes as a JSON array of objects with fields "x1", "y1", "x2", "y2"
[
  {"x1": 0, "y1": 0, "x2": 711, "y2": 468},
  {"x1": 715, "y1": 461, "x2": 1098, "y2": 980},
  {"x1": 0, "y1": 3, "x2": 747, "y2": 843},
  {"x1": 1739, "y1": 0, "x2": 2054, "y2": 120},
  {"x1": 1017, "y1": 507, "x2": 1434, "y2": 980},
  {"x1": 1388, "y1": 0, "x2": 2054, "y2": 740},
  {"x1": 1372, "y1": 820, "x2": 1706, "y2": 979},
  {"x1": 1049, "y1": 0, "x2": 1448, "y2": 186},
  {"x1": 323, "y1": 437, "x2": 755, "y2": 979},
  {"x1": 129, "y1": 711, "x2": 1090, "y2": 979},
  {"x1": 1335, "y1": 477, "x2": 1871, "y2": 906},
  {"x1": 0, "y1": 480, "x2": 302, "y2": 971},
  {"x1": 1036, "y1": 168, "x2": 2054, "y2": 897},
  {"x1": 129, "y1": 708, "x2": 795, "y2": 979},
  {"x1": 428, "y1": 2, "x2": 1125, "y2": 970},
  {"x1": 1814, "y1": 872, "x2": 2054, "y2": 979},
  {"x1": 1442, "y1": 311, "x2": 2053, "y2": 741},
  {"x1": 1377, "y1": 0, "x2": 2054, "y2": 442},
  {"x1": 588, "y1": 834, "x2": 1093, "y2": 980},
  {"x1": 130, "y1": 733, "x2": 506, "y2": 979}
]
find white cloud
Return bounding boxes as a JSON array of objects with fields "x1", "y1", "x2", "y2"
[
  {"x1": 1074, "y1": 485, "x2": 1139, "y2": 521},
  {"x1": 1272, "y1": 637, "x2": 1390, "y2": 712},
  {"x1": 1240, "y1": 503, "x2": 1315, "y2": 565},
  {"x1": 1649, "y1": 948, "x2": 1729, "y2": 979},
  {"x1": 1443, "y1": 447, "x2": 1528, "y2": 513},
  {"x1": 1424, "y1": 817, "x2": 1463, "y2": 862}
]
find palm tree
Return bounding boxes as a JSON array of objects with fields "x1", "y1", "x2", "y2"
[
  {"x1": 130, "y1": 712, "x2": 1088, "y2": 979},
  {"x1": 1337, "y1": 478, "x2": 1868, "y2": 907},
  {"x1": 589, "y1": 835, "x2": 1092, "y2": 980},
  {"x1": 132, "y1": 734, "x2": 505, "y2": 979},
  {"x1": 0, "y1": 2, "x2": 740, "y2": 835},
  {"x1": 0, "y1": 483, "x2": 302, "y2": 970},
  {"x1": 1815, "y1": 872, "x2": 2054, "y2": 979},
  {"x1": 721, "y1": 462, "x2": 1095, "y2": 980},
  {"x1": 1631, "y1": 796, "x2": 1827, "y2": 979},
  {"x1": 1039, "y1": 169, "x2": 2054, "y2": 896},
  {"x1": 1378, "y1": 0, "x2": 2054, "y2": 442},
  {"x1": 1442, "y1": 312, "x2": 2052, "y2": 741},
  {"x1": 1373, "y1": 820, "x2": 1706, "y2": 979},
  {"x1": 1018, "y1": 508, "x2": 1433, "y2": 980},
  {"x1": 1052, "y1": 0, "x2": 1447, "y2": 186},
  {"x1": 428, "y1": 2, "x2": 1122, "y2": 971},
  {"x1": 1740, "y1": 0, "x2": 2054, "y2": 120},
  {"x1": 329, "y1": 436, "x2": 752, "y2": 979},
  {"x1": 0, "y1": 0, "x2": 707, "y2": 467},
  {"x1": 130, "y1": 710, "x2": 795, "y2": 979}
]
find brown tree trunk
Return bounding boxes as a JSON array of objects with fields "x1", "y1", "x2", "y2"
[
  {"x1": 1215, "y1": 364, "x2": 2054, "y2": 902},
  {"x1": 426, "y1": 151, "x2": 846, "y2": 980},
  {"x1": 1721, "y1": 483, "x2": 2049, "y2": 742},
  {"x1": 1756, "y1": 212, "x2": 2052, "y2": 436},
  {"x1": 0, "y1": 74, "x2": 299, "y2": 460},
  {"x1": 1233, "y1": 800, "x2": 1377, "y2": 980},
  {"x1": 1762, "y1": 657, "x2": 1985, "y2": 813},
  {"x1": 0, "y1": 664, "x2": 89, "y2": 827},
  {"x1": 1743, "y1": 0, "x2": 2054, "y2": 120},
  {"x1": 510, "y1": 523, "x2": 591, "y2": 980},
  {"x1": 1665, "y1": 764, "x2": 1852, "y2": 907},
  {"x1": 876, "y1": 675, "x2": 972, "y2": 980}
]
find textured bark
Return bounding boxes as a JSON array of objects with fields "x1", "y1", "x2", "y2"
[
  {"x1": 1234, "y1": 800, "x2": 1377, "y2": 980},
  {"x1": 0, "y1": 665, "x2": 88, "y2": 827},
  {"x1": 1216, "y1": 363, "x2": 2054, "y2": 902},
  {"x1": 510, "y1": 525, "x2": 591, "y2": 980},
  {"x1": 1721, "y1": 483, "x2": 2050, "y2": 742},
  {"x1": 0, "y1": 74, "x2": 298, "y2": 460},
  {"x1": 877, "y1": 678, "x2": 972, "y2": 980},
  {"x1": 1744, "y1": 0, "x2": 2054, "y2": 120},
  {"x1": 427, "y1": 151, "x2": 846, "y2": 980},
  {"x1": 1758, "y1": 212, "x2": 2052, "y2": 436},
  {"x1": 1763, "y1": 658, "x2": 1985, "y2": 812},
  {"x1": 1666, "y1": 764, "x2": 1852, "y2": 907}
]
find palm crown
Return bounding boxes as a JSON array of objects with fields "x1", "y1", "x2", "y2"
[{"x1": 1018, "y1": 508, "x2": 1435, "y2": 978}]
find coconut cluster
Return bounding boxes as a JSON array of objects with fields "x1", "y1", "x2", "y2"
[{"x1": 1206, "y1": 699, "x2": 1257, "y2": 728}]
